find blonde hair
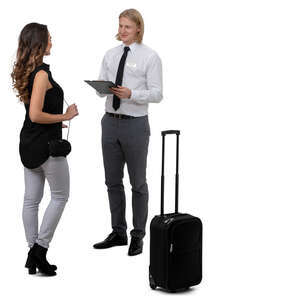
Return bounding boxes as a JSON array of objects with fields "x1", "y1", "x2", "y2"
[{"x1": 116, "y1": 9, "x2": 144, "y2": 43}]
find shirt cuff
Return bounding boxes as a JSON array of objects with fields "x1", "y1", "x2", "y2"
[
  {"x1": 130, "y1": 89, "x2": 148, "y2": 104},
  {"x1": 130, "y1": 89, "x2": 138, "y2": 101}
]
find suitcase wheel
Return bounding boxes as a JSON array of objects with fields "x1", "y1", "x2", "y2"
[
  {"x1": 150, "y1": 282, "x2": 157, "y2": 290},
  {"x1": 149, "y1": 272, "x2": 157, "y2": 290}
]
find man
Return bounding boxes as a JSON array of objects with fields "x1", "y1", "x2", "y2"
[{"x1": 93, "y1": 9, "x2": 163, "y2": 256}]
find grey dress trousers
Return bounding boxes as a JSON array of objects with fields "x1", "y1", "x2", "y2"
[{"x1": 101, "y1": 113, "x2": 150, "y2": 238}]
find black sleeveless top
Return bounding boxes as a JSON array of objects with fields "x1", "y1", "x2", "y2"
[{"x1": 19, "y1": 63, "x2": 64, "y2": 169}]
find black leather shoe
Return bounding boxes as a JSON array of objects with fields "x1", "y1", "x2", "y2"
[
  {"x1": 93, "y1": 232, "x2": 128, "y2": 249},
  {"x1": 128, "y1": 237, "x2": 143, "y2": 256}
]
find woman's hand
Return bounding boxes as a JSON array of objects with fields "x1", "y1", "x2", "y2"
[{"x1": 64, "y1": 104, "x2": 79, "y2": 121}]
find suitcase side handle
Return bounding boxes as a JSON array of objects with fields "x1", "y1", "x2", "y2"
[{"x1": 161, "y1": 130, "x2": 180, "y2": 216}]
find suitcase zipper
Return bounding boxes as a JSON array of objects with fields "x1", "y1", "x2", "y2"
[{"x1": 170, "y1": 243, "x2": 173, "y2": 253}]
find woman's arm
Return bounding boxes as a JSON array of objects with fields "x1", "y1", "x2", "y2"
[{"x1": 29, "y1": 70, "x2": 77, "y2": 123}]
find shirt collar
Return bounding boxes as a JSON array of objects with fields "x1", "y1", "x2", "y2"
[{"x1": 122, "y1": 42, "x2": 138, "y2": 54}]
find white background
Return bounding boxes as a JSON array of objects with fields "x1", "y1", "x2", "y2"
[{"x1": 0, "y1": 0, "x2": 300, "y2": 299}]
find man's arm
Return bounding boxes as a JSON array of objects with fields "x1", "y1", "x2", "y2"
[
  {"x1": 130, "y1": 53, "x2": 163, "y2": 104},
  {"x1": 97, "y1": 54, "x2": 110, "y2": 97}
]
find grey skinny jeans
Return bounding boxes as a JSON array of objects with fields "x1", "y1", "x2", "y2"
[{"x1": 22, "y1": 156, "x2": 69, "y2": 249}]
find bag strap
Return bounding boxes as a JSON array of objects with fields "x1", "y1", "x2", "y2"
[{"x1": 64, "y1": 99, "x2": 71, "y2": 141}]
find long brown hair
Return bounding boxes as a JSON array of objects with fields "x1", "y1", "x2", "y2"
[{"x1": 11, "y1": 23, "x2": 48, "y2": 104}]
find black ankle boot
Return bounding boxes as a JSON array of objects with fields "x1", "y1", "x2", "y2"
[
  {"x1": 25, "y1": 247, "x2": 57, "y2": 275},
  {"x1": 29, "y1": 243, "x2": 56, "y2": 276}
]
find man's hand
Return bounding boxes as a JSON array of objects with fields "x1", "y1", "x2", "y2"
[
  {"x1": 110, "y1": 86, "x2": 132, "y2": 99},
  {"x1": 62, "y1": 123, "x2": 68, "y2": 128}
]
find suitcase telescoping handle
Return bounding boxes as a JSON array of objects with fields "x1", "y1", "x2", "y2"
[{"x1": 161, "y1": 130, "x2": 180, "y2": 216}]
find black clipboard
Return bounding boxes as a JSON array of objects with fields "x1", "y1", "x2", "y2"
[{"x1": 85, "y1": 80, "x2": 117, "y2": 94}]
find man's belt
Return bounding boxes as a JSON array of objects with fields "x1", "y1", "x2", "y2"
[{"x1": 106, "y1": 112, "x2": 138, "y2": 119}]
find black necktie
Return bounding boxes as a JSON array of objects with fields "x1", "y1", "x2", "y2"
[{"x1": 113, "y1": 46, "x2": 130, "y2": 111}]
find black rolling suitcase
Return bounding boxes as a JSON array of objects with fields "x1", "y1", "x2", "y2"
[{"x1": 149, "y1": 130, "x2": 202, "y2": 292}]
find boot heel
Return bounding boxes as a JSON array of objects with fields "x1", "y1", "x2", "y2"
[
  {"x1": 31, "y1": 243, "x2": 57, "y2": 276},
  {"x1": 28, "y1": 266, "x2": 36, "y2": 274},
  {"x1": 25, "y1": 260, "x2": 37, "y2": 275},
  {"x1": 25, "y1": 253, "x2": 37, "y2": 275}
]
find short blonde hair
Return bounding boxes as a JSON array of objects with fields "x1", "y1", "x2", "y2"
[{"x1": 116, "y1": 9, "x2": 144, "y2": 43}]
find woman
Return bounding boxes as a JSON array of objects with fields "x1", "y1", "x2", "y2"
[{"x1": 11, "y1": 23, "x2": 78, "y2": 276}]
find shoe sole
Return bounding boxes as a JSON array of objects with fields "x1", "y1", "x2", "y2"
[
  {"x1": 128, "y1": 250, "x2": 143, "y2": 256},
  {"x1": 93, "y1": 243, "x2": 128, "y2": 249}
]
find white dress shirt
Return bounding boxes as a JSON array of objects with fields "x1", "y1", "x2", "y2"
[{"x1": 97, "y1": 42, "x2": 163, "y2": 117}]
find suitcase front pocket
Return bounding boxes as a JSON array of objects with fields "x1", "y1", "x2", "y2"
[
  {"x1": 169, "y1": 246, "x2": 201, "y2": 289},
  {"x1": 167, "y1": 219, "x2": 202, "y2": 290}
]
